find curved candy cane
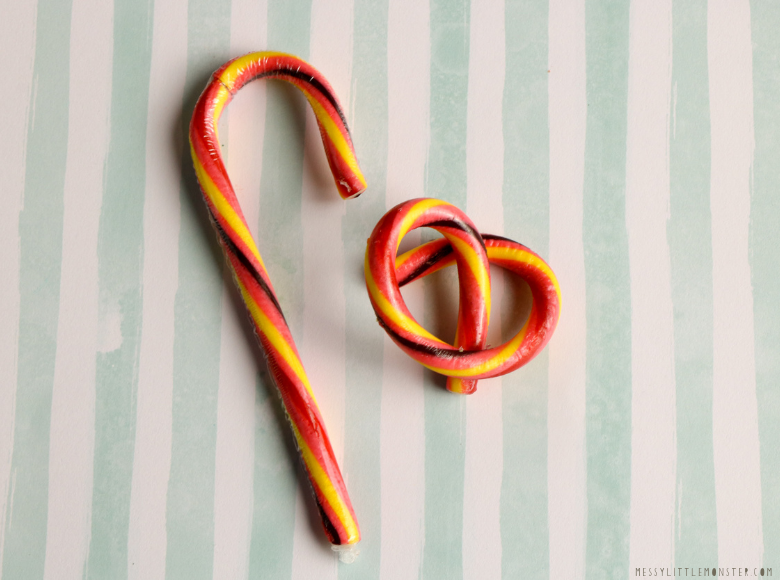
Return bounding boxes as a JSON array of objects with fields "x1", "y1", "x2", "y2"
[
  {"x1": 366, "y1": 198, "x2": 561, "y2": 393},
  {"x1": 190, "y1": 52, "x2": 364, "y2": 559}
]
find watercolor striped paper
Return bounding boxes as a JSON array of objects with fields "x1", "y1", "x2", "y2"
[{"x1": 1, "y1": 1, "x2": 777, "y2": 579}]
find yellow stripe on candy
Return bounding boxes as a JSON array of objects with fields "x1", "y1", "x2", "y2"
[
  {"x1": 421, "y1": 315, "x2": 531, "y2": 379},
  {"x1": 216, "y1": 51, "x2": 289, "y2": 91},
  {"x1": 235, "y1": 277, "x2": 319, "y2": 406},
  {"x1": 394, "y1": 247, "x2": 417, "y2": 270},
  {"x1": 448, "y1": 378, "x2": 467, "y2": 393},
  {"x1": 488, "y1": 245, "x2": 562, "y2": 317},
  {"x1": 395, "y1": 199, "x2": 449, "y2": 252},
  {"x1": 292, "y1": 424, "x2": 360, "y2": 543},
  {"x1": 448, "y1": 235, "x2": 491, "y2": 324},
  {"x1": 303, "y1": 91, "x2": 366, "y2": 193},
  {"x1": 191, "y1": 148, "x2": 268, "y2": 274},
  {"x1": 365, "y1": 251, "x2": 446, "y2": 345},
  {"x1": 210, "y1": 84, "x2": 231, "y2": 143}
]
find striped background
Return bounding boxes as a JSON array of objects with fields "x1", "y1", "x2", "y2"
[{"x1": 0, "y1": 0, "x2": 777, "y2": 578}]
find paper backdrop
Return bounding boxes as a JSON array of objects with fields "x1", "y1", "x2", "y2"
[{"x1": 0, "y1": 0, "x2": 777, "y2": 578}]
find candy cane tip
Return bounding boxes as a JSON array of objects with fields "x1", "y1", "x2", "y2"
[
  {"x1": 337, "y1": 178, "x2": 367, "y2": 200},
  {"x1": 343, "y1": 188, "x2": 365, "y2": 200},
  {"x1": 332, "y1": 542, "x2": 360, "y2": 564}
]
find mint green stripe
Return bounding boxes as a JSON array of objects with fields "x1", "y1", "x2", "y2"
[
  {"x1": 423, "y1": 1, "x2": 470, "y2": 578},
  {"x1": 668, "y1": 0, "x2": 718, "y2": 569},
  {"x1": 749, "y1": 1, "x2": 780, "y2": 564},
  {"x1": 255, "y1": 0, "x2": 310, "y2": 338},
  {"x1": 165, "y1": 1, "x2": 231, "y2": 578},
  {"x1": 338, "y1": 0, "x2": 388, "y2": 577},
  {"x1": 246, "y1": 0, "x2": 311, "y2": 575},
  {"x1": 248, "y1": 372, "x2": 299, "y2": 579},
  {"x1": 421, "y1": 370, "x2": 466, "y2": 580},
  {"x1": 500, "y1": 2, "x2": 549, "y2": 578},
  {"x1": 86, "y1": 1, "x2": 154, "y2": 578},
  {"x1": 426, "y1": 0, "x2": 470, "y2": 202},
  {"x1": 582, "y1": 1, "x2": 632, "y2": 578},
  {"x1": 1, "y1": 0, "x2": 71, "y2": 578}
]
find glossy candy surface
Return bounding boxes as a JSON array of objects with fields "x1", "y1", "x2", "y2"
[
  {"x1": 190, "y1": 52, "x2": 363, "y2": 551},
  {"x1": 365, "y1": 198, "x2": 561, "y2": 394}
]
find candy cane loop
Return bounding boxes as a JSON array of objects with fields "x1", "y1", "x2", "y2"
[
  {"x1": 366, "y1": 199, "x2": 561, "y2": 389},
  {"x1": 190, "y1": 52, "x2": 364, "y2": 560}
]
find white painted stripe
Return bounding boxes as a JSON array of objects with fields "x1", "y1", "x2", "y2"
[
  {"x1": 0, "y1": 0, "x2": 37, "y2": 571},
  {"x1": 379, "y1": 324, "x2": 426, "y2": 580},
  {"x1": 462, "y1": 341, "x2": 503, "y2": 580},
  {"x1": 465, "y1": 0, "x2": 505, "y2": 236},
  {"x1": 386, "y1": 0, "x2": 429, "y2": 212},
  {"x1": 463, "y1": 0, "x2": 504, "y2": 577},
  {"x1": 292, "y1": 0, "x2": 354, "y2": 574},
  {"x1": 212, "y1": 285, "x2": 259, "y2": 580},
  {"x1": 211, "y1": 4, "x2": 268, "y2": 579},
  {"x1": 547, "y1": 1, "x2": 588, "y2": 578},
  {"x1": 126, "y1": 0, "x2": 188, "y2": 577},
  {"x1": 708, "y1": 0, "x2": 763, "y2": 567},
  {"x1": 625, "y1": 0, "x2": 676, "y2": 569},
  {"x1": 380, "y1": 0, "x2": 429, "y2": 577},
  {"x1": 41, "y1": 0, "x2": 113, "y2": 577}
]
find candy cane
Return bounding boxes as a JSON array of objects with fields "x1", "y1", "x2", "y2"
[
  {"x1": 366, "y1": 198, "x2": 561, "y2": 392},
  {"x1": 190, "y1": 52, "x2": 363, "y2": 559}
]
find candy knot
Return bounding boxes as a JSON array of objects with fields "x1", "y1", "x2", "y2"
[{"x1": 365, "y1": 198, "x2": 561, "y2": 393}]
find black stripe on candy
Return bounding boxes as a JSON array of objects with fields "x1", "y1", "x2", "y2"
[
  {"x1": 398, "y1": 244, "x2": 453, "y2": 287},
  {"x1": 481, "y1": 233, "x2": 531, "y2": 252},
  {"x1": 396, "y1": 217, "x2": 488, "y2": 287},
  {"x1": 426, "y1": 218, "x2": 487, "y2": 253},
  {"x1": 209, "y1": 208, "x2": 287, "y2": 321},
  {"x1": 315, "y1": 498, "x2": 342, "y2": 544},
  {"x1": 245, "y1": 67, "x2": 352, "y2": 139},
  {"x1": 375, "y1": 316, "x2": 473, "y2": 361}
]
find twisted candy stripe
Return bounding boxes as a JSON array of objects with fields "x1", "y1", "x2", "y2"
[
  {"x1": 190, "y1": 52, "x2": 364, "y2": 553},
  {"x1": 365, "y1": 199, "x2": 561, "y2": 393}
]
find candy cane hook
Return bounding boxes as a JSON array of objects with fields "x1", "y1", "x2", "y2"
[{"x1": 190, "y1": 52, "x2": 364, "y2": 560}]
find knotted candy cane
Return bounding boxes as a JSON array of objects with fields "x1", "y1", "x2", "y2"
[
  {"x1": 366, "y1": 198, "x2": 561, "y2": 393},
  {"x1": 190, "y1": 51, "x2": 363, "y2": 560}
]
